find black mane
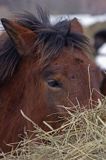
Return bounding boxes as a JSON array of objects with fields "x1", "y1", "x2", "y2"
[{"x1": 0, "y1": 7, "x2": 91, "y2": 83}]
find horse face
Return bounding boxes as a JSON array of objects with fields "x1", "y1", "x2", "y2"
[
  {"x1": 2, "y1": 15, "x2": 101, "y2": 131},
  {"x1": 0, "y1": 49, "x2": 103, "y2": 150},
  {"x1": 0, "y1": 9, "x2": 104, "y2": 153},
  {"x1": 0, "y1": 17, "x2": 103, "y2": 131},
  {"x1": 37, "y1": 48, "x2": 102, "y2": 112},
  {"x1": 20, "y1": 47, "x2": 102, "y2": 131}
]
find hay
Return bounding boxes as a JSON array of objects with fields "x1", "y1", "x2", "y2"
[{"x1": 0, "y1": 99, "x2": 106, "y2": 160}]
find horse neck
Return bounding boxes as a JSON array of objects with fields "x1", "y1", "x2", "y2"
[
  {"x1": 0, "y1": 60, "x2": 27, "y2": 111},
  {"x1": 0, "y1": 57, "x2": 42, "y2": 123},
  {"x1": 0, "y1": 64, "x2": 27, "y2": 149}
]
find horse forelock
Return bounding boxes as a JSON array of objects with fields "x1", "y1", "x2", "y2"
[
  {"x1": 18, "y1": 9, "x2": 91, "y2": 58},
  {"x1": 0, "y1": 7, "x2": 92, "y2": 83}
]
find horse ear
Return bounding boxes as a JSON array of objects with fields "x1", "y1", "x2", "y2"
[
  {"x1": 70, "y1": 18, "x2": 84, "y2": 33},
  {"x1": 1, "y1": 18, "x2": 36, "y2": 56}
]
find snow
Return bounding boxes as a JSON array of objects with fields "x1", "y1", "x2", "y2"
[
  {"x1": 0, "y1": 23, "x2": 4, "y2": 33},
  {"x1": 98, "y1": 44, "x2": 106, "y2": 56},
  {"x1": 50, "y1": 14, "x2": 106, "y2": 26},
  {"x1": 95, "y1": 44, "x2": 106, "y2": 70},
  {"x1": 95, "y1": 56, "x2": 106, "y2": 70}
]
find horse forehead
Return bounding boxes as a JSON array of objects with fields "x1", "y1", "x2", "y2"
[
  {"x1": 51, "y1": 48, "x2": 91, "y2": 67},
  {"x1": 47, "y1": 49, "x2": 100, "y2": 79}
]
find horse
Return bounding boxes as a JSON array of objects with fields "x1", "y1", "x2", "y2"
[
  {"x1": 93, "y1": 30, "x2": 106, "y2": 95},
  {"x1": 0, "y1": 8, "x2": 103, "y2": 152},
  {"x1": 93, "y1": 29, "x2": 106, "y2": 55}
]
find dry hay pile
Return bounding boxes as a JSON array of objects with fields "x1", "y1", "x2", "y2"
[{"x1": 0, "y1": 99, "x2": 106, "y2": 160}]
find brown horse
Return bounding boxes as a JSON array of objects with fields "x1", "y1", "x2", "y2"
[{"x1": 0, "y1": 9, "x2": 103, "y2": 152}]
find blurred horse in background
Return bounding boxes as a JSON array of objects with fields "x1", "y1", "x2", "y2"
[
  {"x1": 93, "y1": 30, "x2": 106, "y2": 95},
  {"x1": 0, "y1": 8, "x2": 103, "y2": 152},
  {"x1": 94, "y1": 30, "x2": 106, "y2": 54}
]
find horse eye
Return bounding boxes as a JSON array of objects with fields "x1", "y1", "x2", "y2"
[{"x1": 47, "y1": 79, "x2": 62, "y2": 88}]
